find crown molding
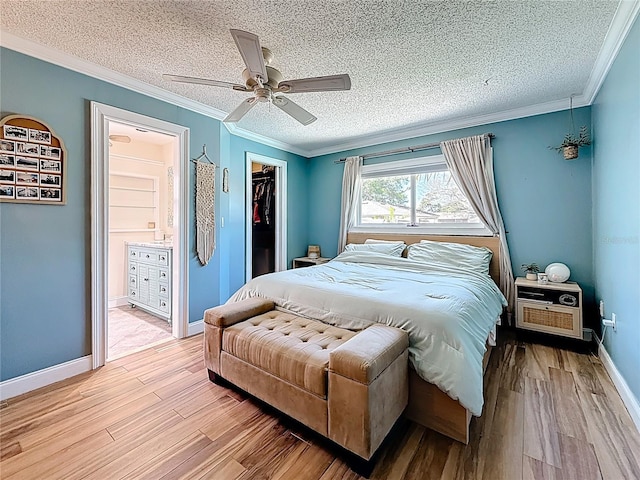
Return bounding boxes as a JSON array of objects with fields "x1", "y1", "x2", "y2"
[
  {"x1": 0, "y1": 29, "x2": 308, "y2": 157},
  {"x1": 224, "y1": 123, "x2": 309, "y2": 157},
  {"x1": 583, "y1": 0, "x2": 640, "y2": 104},
  {"x1": 305, "y1": 96, "x2": 590, "y2": 157},
  {"x1": 0, "y1": 29, "x2": 228, "y2": 122},
  {"x1": 2, "y1": 0, "x2": 638, "y2": 161}
]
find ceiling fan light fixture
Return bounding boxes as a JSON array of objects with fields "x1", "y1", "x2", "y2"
[{"x1": 254, "y1": 87, "x2": 271, "y2": 102}]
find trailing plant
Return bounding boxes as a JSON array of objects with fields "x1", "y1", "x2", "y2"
[{"x1": 550, "y1": 125, "x2": 591, "y2": 152}]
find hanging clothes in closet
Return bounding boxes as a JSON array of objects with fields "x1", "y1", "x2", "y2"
[
  {"x1": 252, "y1": 166, "x2": 276, "y2": 278},
  {"x1": 252, "y1": 175, "x2": 274, "y2": 226}
]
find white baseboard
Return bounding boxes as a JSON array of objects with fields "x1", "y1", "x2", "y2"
[
  {"x1": 598, "y1": 341, "x2": 640, "y2": 433},
  {"x1": 108, "y1": 296, "x2": 129, "y2": 309},
  {"x1": 187, "y1": 319, "x2": 204, "y2": 336},
  {"x1": 0, "y1": 355, "x2": 93, "y2": 401}
]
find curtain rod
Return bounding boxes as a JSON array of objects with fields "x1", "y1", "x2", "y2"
[{"x1": 334, "y1": 133, "x2": 495, "y2": 164}]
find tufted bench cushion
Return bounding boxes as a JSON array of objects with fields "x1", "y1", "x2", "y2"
[
  {"x1": 223, "y1": 310, "x2": 357, "y2": 397},
  {"x1": 203, "y1": 297, "x2": 408, "y2": 464}
]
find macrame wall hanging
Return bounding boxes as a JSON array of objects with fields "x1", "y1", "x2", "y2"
[{"x1": 193, "y1": 145, "x2": 216, "y2": 266}]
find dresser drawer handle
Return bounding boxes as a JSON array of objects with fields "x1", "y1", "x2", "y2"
[
  {"x1": 145, "y1": 254, "x2": 150, "y2": 259},
  {"x1": 143, "y1": 278, "x2": 149, "y2": 282},
  {"x1": 131, "y1": 292, "x2": 136, "y2": 296}
]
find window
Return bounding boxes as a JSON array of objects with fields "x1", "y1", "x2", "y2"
[{"x1": 356, "y1": 155, "x2": 490, "y2": 235}]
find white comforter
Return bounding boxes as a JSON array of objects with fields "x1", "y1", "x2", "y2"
[{"x1": 229, "y1": 251, "x2": 507, "y2": 416}]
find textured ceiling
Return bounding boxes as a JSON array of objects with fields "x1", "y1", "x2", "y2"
[{"x1": 0, "y1": 1, "x2": 622, "y2": 154}]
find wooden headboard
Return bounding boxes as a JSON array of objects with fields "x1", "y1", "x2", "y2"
[{"x1": 346, "y1": 233, "x2": 501, "y2": 285}]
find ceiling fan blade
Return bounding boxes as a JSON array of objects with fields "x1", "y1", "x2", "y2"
[
  {"x1": 229, "y1": 29, "x2": 268, "y2": 83},
  {"x1": 277, "y1": 74, "x2": 351, "y2": 93},
  {"x1": 272, "y1": 96, "x2": 317, "y2": 126},
  {"x1": 163, "y1": 74, "x2": 248, "y2": 91},
  {"x1": 223, "y1": 98, "x2": 258, "y2": 123}
]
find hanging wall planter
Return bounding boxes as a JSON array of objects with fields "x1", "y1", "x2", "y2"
[
  {"x1": 549, "y1": 96, "x2": 591, "y2": 160},
  {"x1": 550, "y1": 126, "x2": 591, "y2": 160},
  {"x1": 562, "y1": 145, "x2": 579, "y2": 160}
]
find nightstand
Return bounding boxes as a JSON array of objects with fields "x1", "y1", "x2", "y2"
[
  {"x1": 292, "y1": 256, "x2": 331, "y2": 268},
  {"x1": 515, "y1": 277, "x2": 583, "y2": 339}
]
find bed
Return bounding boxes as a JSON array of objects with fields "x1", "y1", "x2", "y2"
[{"x1": 229, "y1": 233, "x2": 506, "y2": 443}]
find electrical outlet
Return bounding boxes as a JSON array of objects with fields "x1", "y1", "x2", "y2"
[
  {"x1": 599, "y1": 300, "x2": 605, "y2": 317},
  {"x1": 603, "y1": 311, "x2": 616, "y2": 330}
]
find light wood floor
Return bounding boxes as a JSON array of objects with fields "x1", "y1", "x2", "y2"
[{"x1": 1, "y1": 334, "x2": 639, "y2": 480}]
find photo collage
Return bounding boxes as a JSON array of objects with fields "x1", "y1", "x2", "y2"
[{"x1": 0, "y1": 124, "x2": 63, "y2": 202}]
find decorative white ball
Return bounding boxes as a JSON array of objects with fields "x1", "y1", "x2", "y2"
[{"x1": 545, "y1": 263, "x2": 570, "y2": 283}]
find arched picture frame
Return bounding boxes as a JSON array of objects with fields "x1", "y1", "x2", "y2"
[{"x1": 0, "y1": 114, "x2": 67, "y2": 205}]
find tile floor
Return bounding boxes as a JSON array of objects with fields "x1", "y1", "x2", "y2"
[{"x1": 107, "y1": 305, "x2": 173, "y2": 360}]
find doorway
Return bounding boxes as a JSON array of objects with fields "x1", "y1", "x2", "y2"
[
  {"x1": 106, "y1": 122, "x2": 176, "y2": 359},
  {"x1": 91, "y1": 102, "x2": 189, "y2": 368},
  {"x1": 245, "y1": 152, "x2": 287, "y2": 281}
]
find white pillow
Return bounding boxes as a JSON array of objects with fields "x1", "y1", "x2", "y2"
[
  {"x1": 407, "y1": 240, "x2": 493, "y2": 275},
  {"x1": 364, "y1": 238, "x2": 405, "y2": 245},
  {"x1": 364, "y1": 238, "x2": 406, "y2": 254},
  {"x1": 344, "y1": 242, "x2": 405, "y2": 257}
]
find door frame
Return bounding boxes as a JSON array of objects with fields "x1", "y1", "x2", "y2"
[
  {"x1": 245, "y1": 152, "x2": 287, "y2": 282},
  {"x1": 90, "y1": 102, "x2": 190, "y2": 368}
]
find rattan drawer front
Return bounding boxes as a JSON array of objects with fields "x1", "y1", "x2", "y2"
[
  {"x1": 523, "y1": 306, "x2": 573, "y2": 330},
  {"x1": 516, "y1": 301, "x2": 582, "y2": 339}
]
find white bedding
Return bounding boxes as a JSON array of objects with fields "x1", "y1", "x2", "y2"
[{"x1": 229, "y1": 251, "x2": 507, "y2": 416}]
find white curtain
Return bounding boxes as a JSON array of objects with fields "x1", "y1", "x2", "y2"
[
  {"x1": 440, "y1": 134, "x2": 515, "y2": 315},
  {"x1": 337, "y1": 155, "x2": 363, "y2": 253}
]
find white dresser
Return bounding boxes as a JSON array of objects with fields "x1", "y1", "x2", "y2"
[{"x1": 127, "y1": 242, "x2": 172, "y2": 322}]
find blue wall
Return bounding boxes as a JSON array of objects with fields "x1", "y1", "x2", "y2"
[
  {"x1": 0, "y1": 48, "x2": 308, "y2": 381},
  {"x1": 5, "y1": 23, "x2": 637, "y2": 401},
  {"x1": 308, "y1": 108, "x2": 595, "y2": 318},
  {"x1": 221, "y1": 134, "x2": 310, "y2": 302},
  {"x1": 592, "y1": 16, "x2": 640, "y2": 401}
]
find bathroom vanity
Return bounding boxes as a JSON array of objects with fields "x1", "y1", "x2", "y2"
[{"x1": 127, "y1": 242, "x2": 172, "y2": 323}]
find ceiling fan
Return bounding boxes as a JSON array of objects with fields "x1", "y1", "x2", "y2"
[{"x1": 163, "y1": 29, "x2": 351, "y2": 126}]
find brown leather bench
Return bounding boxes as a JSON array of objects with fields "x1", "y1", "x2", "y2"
[{"x1": 203, "y1": 297, "x2": 409, "y2": 461}]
